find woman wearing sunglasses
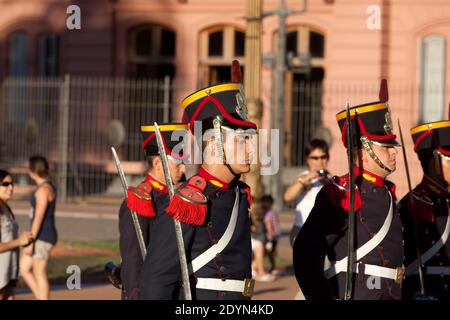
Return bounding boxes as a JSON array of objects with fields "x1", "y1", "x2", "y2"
[
  {"x1": 284, "y1": 139, "x2": 331, "y2": 246},
  {"x1": 0, "y1": 169, "x2": 34, "y2": 300}
]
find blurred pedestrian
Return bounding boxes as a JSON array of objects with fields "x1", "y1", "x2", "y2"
[
  {"x1": 0, "y1": 169, "x2": 34, "y2": 300},
  {"x1": 284, "y1": 139, "x2": 330, "y2": 246},
  {"x1": 20, "y1": 156, "x2": 57, "y2": 300},
  {"x1": 251, "y1": 213, "x2": 275, "y2": 282},
  {"x1": 262, "y1": 195, "x2": 280, "y2": 274}
]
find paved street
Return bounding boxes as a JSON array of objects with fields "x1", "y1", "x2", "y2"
[{"x1": 11, "y1": 200, "x2": 302, "y2": 300}]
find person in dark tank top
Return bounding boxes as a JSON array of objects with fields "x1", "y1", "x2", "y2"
[{"x1": 19, "y1": 155, "x2": 57, "y2": 300}]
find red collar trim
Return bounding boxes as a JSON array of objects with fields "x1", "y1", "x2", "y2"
[
  {"x1": 145, "y1": 173, "x2": 167, "y2": 193},
  {"x1": 198, "y1": 167, "x2": 233, "y2": 190},
  {"x1": 422, "y1": 175, "x2": 448, "y2": 198}
]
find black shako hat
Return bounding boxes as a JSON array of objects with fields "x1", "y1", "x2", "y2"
[
  {"x1": 411, "y1": 103, "x2": 450, "y2": 156},
  {"x1": 140, "y1": 123, "x2": 188, "y2": 160},
  {"x1": 336, "y1": 79, "x2": 400, "y2": 148},
  {"x1": 181, "y1": 61, "x2": 257, "y2": 134}
]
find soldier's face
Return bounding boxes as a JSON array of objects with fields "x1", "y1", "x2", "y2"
[
  {"x1": 363, "y1": 144, "x2": 397, "y2": 177},
  {"x1": 168, "y1": 159, "x2": 186, "y2": 185},
  {"x1": 441, "y1": 156, "x2": 450, "y2": 186},
  {"x1": 224, "y1": 130, "x2": 255, "y2": 174}
]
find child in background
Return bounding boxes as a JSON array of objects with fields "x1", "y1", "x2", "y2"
[{"x1": 262, "y1": 195, "x2": 281, "y2": 275}]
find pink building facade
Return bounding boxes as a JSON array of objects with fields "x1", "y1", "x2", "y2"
[{"x1": 1, "y1": 0, "x2": 450, "y2": 197}]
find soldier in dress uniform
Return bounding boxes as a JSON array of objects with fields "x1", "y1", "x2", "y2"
[
  {"x1": 293, "y1": 80, "x2": 404, "y2": 300},
  {"x1": 399, "y1": 106, "x2": 450, "y2": 300},
  {"x1": 119, "y1": 123, "x2": 187, "y2": 300},
  {"x1": 139, "y1": 62, "x2": 258, "y2": 300}
]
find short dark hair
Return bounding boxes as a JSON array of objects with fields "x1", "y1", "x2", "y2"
[
  {"x1": 29, "y1": 155, "x2": 50, "y2": 178},
  {"x1": 0, "y1": 169, "x2": 11, "y2": 182},
  {"x1": 304, "y1": 139, "x2": 329, "y2": 158},
  {"x1": 146, "y1": 155, "x2": 158, "y2": 170},
  {"x1": 261, "y1": 194, "x2": 274, "y2": 206}
]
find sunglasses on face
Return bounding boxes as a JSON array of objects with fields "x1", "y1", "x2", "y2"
[
  {"x1": 1, "y1": 181, "x2": 14, "y2": 187},
  {"x1": 308, "y1": 155, "x2": 329, "y2": 160}
]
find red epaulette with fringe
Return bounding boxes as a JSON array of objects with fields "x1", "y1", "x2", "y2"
[
  {"x1": 126, "y1": 180, "x2": 156, "y2": 218},
  {"x1": 322, "y1": 174, "x2": 363, "y2": 213},
  {"x1": 166, "y1": 175, "x2": 208, "y2": 225},
  {"x1": 237, "y1": 181, "x2": 253, "y2": 208}
]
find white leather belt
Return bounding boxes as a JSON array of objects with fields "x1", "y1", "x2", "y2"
[
  {"x1": 355, "y1": 263, "x2": 404, "y2": 283},
  {"x1": 195, "y1": 278, "x2": 255, "y2": 297},
  {"x1": 189, "y1": 188, "x2": 240, "y2": 274},
  {"x1": 405, "y1": 200, "x2": 450, "y2": 276},
  {"x1": 324, "y1": 192, "x2": 394, "y2": 279}
]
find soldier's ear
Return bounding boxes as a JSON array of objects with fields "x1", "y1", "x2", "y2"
[
  {"x1": 359, "y1": 148, "x2": 369, "y2": 166},
  {"x1": 207, "y1": 137, "x2": 216, "y2": 154},
  {"x1": 153, "y1": 156, "x2": 161, "y2": 168}
]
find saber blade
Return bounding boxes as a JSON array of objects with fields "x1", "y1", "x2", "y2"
[
  {"x1": 111, "y1": 147, "x2": 147, "y2": 259},
  {"x1": 344, "y1": 102, "x2": 356, "y2": 300},
  {"x1": 153, "y1": 122, "x2": 192, "y2": 300}
]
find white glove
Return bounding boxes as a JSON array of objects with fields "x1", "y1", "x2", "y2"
[{"x1": 265, "y1": 241, "x2": 273, "y2": 252}]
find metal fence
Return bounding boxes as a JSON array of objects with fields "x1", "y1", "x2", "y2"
[
  {"x1": 289, "y1": 81, "x2": 323, "y2": 166},
  {"x1": 0, "y1": 76, "x2": 171, "y2": 202},
  {"x1": 0, "y1": 76, "x2": 447, "y2": 203},
  {"x1": 288, "y1": 80, "x2": 449, "y2": 166}
]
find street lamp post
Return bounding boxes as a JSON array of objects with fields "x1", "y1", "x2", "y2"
[{"x1": 265, "y1": 0, "x2": 308, "y2": 211}]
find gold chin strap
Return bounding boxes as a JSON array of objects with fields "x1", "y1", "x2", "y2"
[
  {"x1": 360, "y1": 136, "x2": 394, "y2": 174},
  {"x1": 212, "y1": 117, "x2": 226, "y2": 164},
  {"x1": 433, "y1": 149, "x2": 450, "y2": 179},
  {"x1": 212, "y1": 117, "x2": 240, "y2": 178},
  {"x1": 435, "y1": 149, "x2": 450, "y2": 161}
]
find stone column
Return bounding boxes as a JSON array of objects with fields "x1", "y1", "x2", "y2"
[{"x1": 244, "y1": 0, "x2": 265, "y2": 223}]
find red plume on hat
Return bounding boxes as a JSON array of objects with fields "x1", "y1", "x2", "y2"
[
  {"x1": 231, "y1": 60, "x2": 242, "y2": 83},
  {"x1": 379, "y1": 79, "x2": 388, "y2": 102}
]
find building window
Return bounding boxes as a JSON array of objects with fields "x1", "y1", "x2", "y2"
[
  {"x1": 276, "y1": 26, "x2": 326, "y2": 166},
  {"x1": 234, "y1": 30, "x2": 245, "y2": 57},
  {"x1": 419, "y1": 35, "x2": 446, "y2": 123},
  {"x1": 309, "y1": 31, "x2": 325, "y2": 58},
  {"x1": 128, "y1": 24, "x2": 176, "y2": 79},
  {"x1": 38, "y1": 33, "x2": 59, "y2": 77},
  {"x1": 200, "y1": 26, "x2": 245, "y2": 86},
  {"x1": 126, "y1": 24, "x2": 176, "y2": 160},
  {"x1": 208, "y1": 30, "x2": 224, "y2": 57},
  {"x1": 9, "y1": 31, "x2": 28, "y2": 77}
]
